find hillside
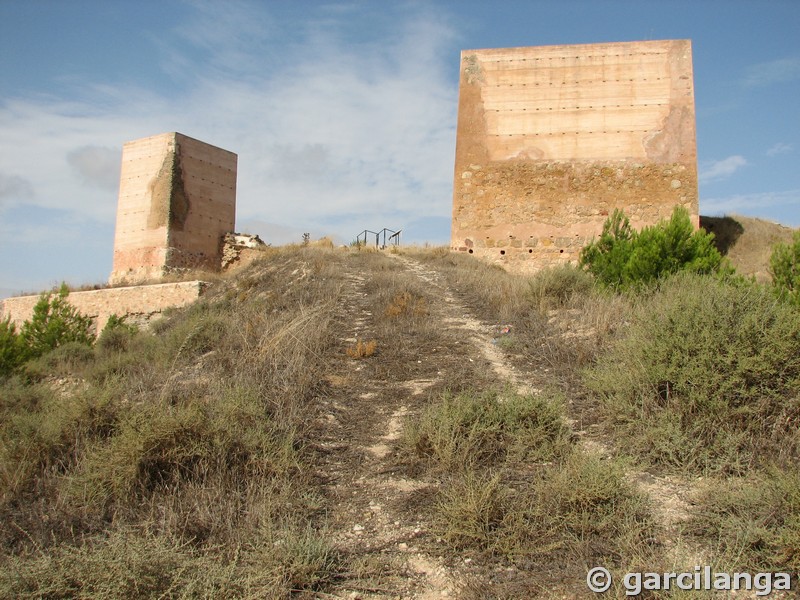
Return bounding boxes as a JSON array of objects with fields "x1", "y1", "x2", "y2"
[
  {"x1": 701, "y1": 214, "x2": 797, "y2": 282},
  {"x1": 1, "y1": 244, "x2": 799, "y2": 598}
]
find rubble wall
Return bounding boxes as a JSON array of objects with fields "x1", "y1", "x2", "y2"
[
  {"x1": 452, "y1": 40, "x2": 698, "y2": 271},
  {"x1": 0, "y1": 281, "x2": 207, "y2": 335},
  {"x1": 110, "y1": 132, "x2": 237, "y2": 284}
]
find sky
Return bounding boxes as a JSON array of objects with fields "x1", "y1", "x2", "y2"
[{"x1": 1, "y1": 0, "x2": 798, "y2": 297}]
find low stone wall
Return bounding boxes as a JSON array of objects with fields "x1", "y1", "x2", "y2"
[{"x1": 0, "y1": 281, "x2": 207, "y2": 335}]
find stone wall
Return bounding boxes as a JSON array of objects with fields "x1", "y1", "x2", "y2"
[
  {"x1": 0, "y1": 281, "x2": 207, "y2": 335},
  {"x1": 452, "y1": 40, "x2": 698, "y2": 271},
  {"x1": 110, "y1": 132, "x2": 237, "y2": 285}
]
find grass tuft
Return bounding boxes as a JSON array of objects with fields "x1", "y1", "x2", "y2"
[
  {"x1": 345, "y1": 339, "x2": 377, "y2": 359},
  {"x1": 587, "y1": 272, "x2": 800, "y2": 474}
]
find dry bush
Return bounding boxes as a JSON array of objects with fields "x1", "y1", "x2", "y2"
[
  {"x1": 685, "y1": 467, "x2": 800, "y2": 574},
  {"x1": 0, "y1": 525, "x2": 336, "y2": 599},
  {"x1": 345, "y1": 339, "x2": 377, "y2": 359},
  {"x1": 402, "y1": 388, "x2": 573, "y2": 473},
  {"x1": 0, "y1": 245, "x2": 348, "y2": 595},
  {"x1": 434, "y1": 450, "x2": 656, "y2": 566},
  {"x1": 588, "y1": 272, "x2": 800, "y2": 474},
  {"x1": 405, "y1": 388, "x2": 659, "y2": 579},
  {"x1": 384, "y1": 290, "x2": 427, "y2": 318}
]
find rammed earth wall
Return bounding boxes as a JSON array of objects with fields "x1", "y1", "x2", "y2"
[
  {"x1": 0, "y1": 281, "x2": 207, "y2": 335},
  {"x1": 110, "y1": 132, "x2": 237, "y2": 285},
  {"x1": 451, "y1": 40, "x2": 698, "y2": 271}
]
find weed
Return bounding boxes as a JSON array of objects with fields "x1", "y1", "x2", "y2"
[
  {"x1": 23, "y1": 341, "x2": 96, "y2": 381},
  {"x1": 345, "y1": 339, "x2": 377, "y2": 359},
  {"x1": 436, "y1": 470, "x2": 507, "y2": 550},
  {"x1": 528, "y1": 263, "x2": 594, "y2": 311},
  {"x1": 685, "y1": 467, "x2": 800, "y2": 573},
  {"x1": 403, "y1": 388, "x2": 573, "y2": 473},
  {"x1": 384, "y1": 290, "x2": 427, "y2": 318},
  {"x1": 433, "y1": 449, "x2": 657, "y2": 569}
]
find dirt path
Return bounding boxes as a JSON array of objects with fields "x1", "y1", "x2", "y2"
[
  {"x1": 310, "y1": 252, "x2": 697, "y2": 598},
  {"x1": 311, "y1": 262, "x2": 464, "y2": 598}
]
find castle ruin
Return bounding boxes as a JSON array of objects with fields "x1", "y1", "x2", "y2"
[
  {"x1": 451, "y1": 40, "x2": 698, "y2": 270},
  {"x1": 109, "y1": 132, "x2": 237, "y2": 285}
]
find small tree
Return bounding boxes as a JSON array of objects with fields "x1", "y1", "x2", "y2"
[
  {"x1": 579, "y1": 206, "x2": 724, "y2": 290},
  {"x1": 770, "y1": 230, "x2": 800, "y2": 307},
  {"x1": 578, "y1": 209, "x2": 634, "y2": 288},
  {"x1": 0, "y1": 317, "x2": 26, "y2": 377},
  {"x1": 20, "y1": 283, "x2": 94, "y2": 359}
]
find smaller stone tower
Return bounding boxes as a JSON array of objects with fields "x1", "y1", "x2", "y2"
[{"x1": 109, "y1": 132, "x2": 237, "y2": 285}]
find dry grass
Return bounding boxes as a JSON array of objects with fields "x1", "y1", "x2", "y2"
[
  {"x1": 6, "y1": 243, "x2": 800, "y2": 597},
  {"x1": 0, "y1": 245, "x2": 348, "y2": 597},
  {"x1": 701, "y1": 214, "x2": 798, "y2": 282},
  {"x1": 345, "y1": 339, "x2": 377, "y2": 358},
  {"x1": 402, "y1": 388, "x2": 661, "y2": 589}
]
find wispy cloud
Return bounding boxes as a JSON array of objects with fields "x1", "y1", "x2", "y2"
[
  {"x1": 0, "y1": 171, "x2": 34, "y2": 209},
  {"x1": 67, "y1": 146, "x2": 120, "y2": 190},
  {"x1": 702, "y1": 189, "x2": 800, "y2": 225},
  {"x1": 699, "y1": 155, "x2": 747, "y2": 184},
  {"x1": 767, "y1": 142, "x2": 794, "y2": 157},
  {"x1": 742, "y1": 57, "x2": 800, "y2": 87},
  {"x1": 0, "y1": 2, "x2": 459, "y2": 247}
]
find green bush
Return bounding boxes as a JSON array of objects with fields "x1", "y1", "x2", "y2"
[
  {"x1": 588, "y1": 272, "x2": 800, "y2": 473},
  {"x1": 770, "y1": 230, "x2": 800, "y2": 307},
  {"x1": 0, "y1": 318, "x2": 26, "y2": 378},
  {"x1": 20, "y1": 284, "x2": 94, "y2": 360},
  {"x1": 97, "y1": 314, "x2": 138, "y2": 353},
  {"x1": 579, "y1": 206, "x2": 724, "y2": 289}
]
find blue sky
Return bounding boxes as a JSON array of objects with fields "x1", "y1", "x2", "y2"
[{"x1": 1, "y1": 0, "x2": 798, "y2": 297}]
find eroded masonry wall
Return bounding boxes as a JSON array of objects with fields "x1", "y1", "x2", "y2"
[
  {"x1": 0, "y1": 281, "x2": 207, "y2": 335},
  {"x1": 452, "y1": 40, "x2": 698, "y2": 271},
  {"x1": 110, "y1": 132, "x2": 237, "y2": 285}
]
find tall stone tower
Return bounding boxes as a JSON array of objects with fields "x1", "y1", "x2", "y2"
[
  {"x1": 451, "y1": 40, "x2": 698, "y2": 271},
  {"x1": 109, "y1": 132, "x2": 237, "y2": 285}
]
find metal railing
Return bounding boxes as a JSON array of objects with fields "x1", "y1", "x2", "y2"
[{"x1": 355, "y1": 228, "x2": 401, "y2": 248}]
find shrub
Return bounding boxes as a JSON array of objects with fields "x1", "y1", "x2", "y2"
[
  {"x1": 588, "y1": 272, "x2": 800, "y2": 473},
  {"x1": 19, "y1": 284, "x2": 93, "y2": 359},
  {"x1": 403, "y1": 389, "x2": 573, "y2": 473},
  {"x1": 24, "y1": 341, "x2": 96, "y2": 380},
  {"x1": 74, "y1": 384, "x2": 298, "y2": 514},
  {"x1": 434, "y1": 450, "x2": 655, "y2": 566},
  {"x1": 527, "y1": 263, "x2": 594, "y2": 311},
  {"x1": 0, "y1": 317, "x2": 26, "y2": 378},
  {"x1": 579, "y1": 206, "x2": 724, "y2": 289},
  {"x1": 770, "y1": 230, "x2": 800, "y2": 307},
  {"x1": 685, "y1": 467, "x2": 800, "y2": 572},
  {"x1": 97, "y1": 314, "x2": 138, "y2": 353},
  {"x1": 0, "y1": 526, "x2": 336, "y2": 598},
  {"x1": 0, "y1": 383, "x2": 120, "y2": 507}
]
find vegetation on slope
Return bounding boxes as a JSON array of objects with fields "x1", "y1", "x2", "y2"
[
  {"x1": 0, "y1": 247, "x2": 345, "y2": 598},
  {"x1": 1, "y1": 209, "x2": 798, "y2": 598}
]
